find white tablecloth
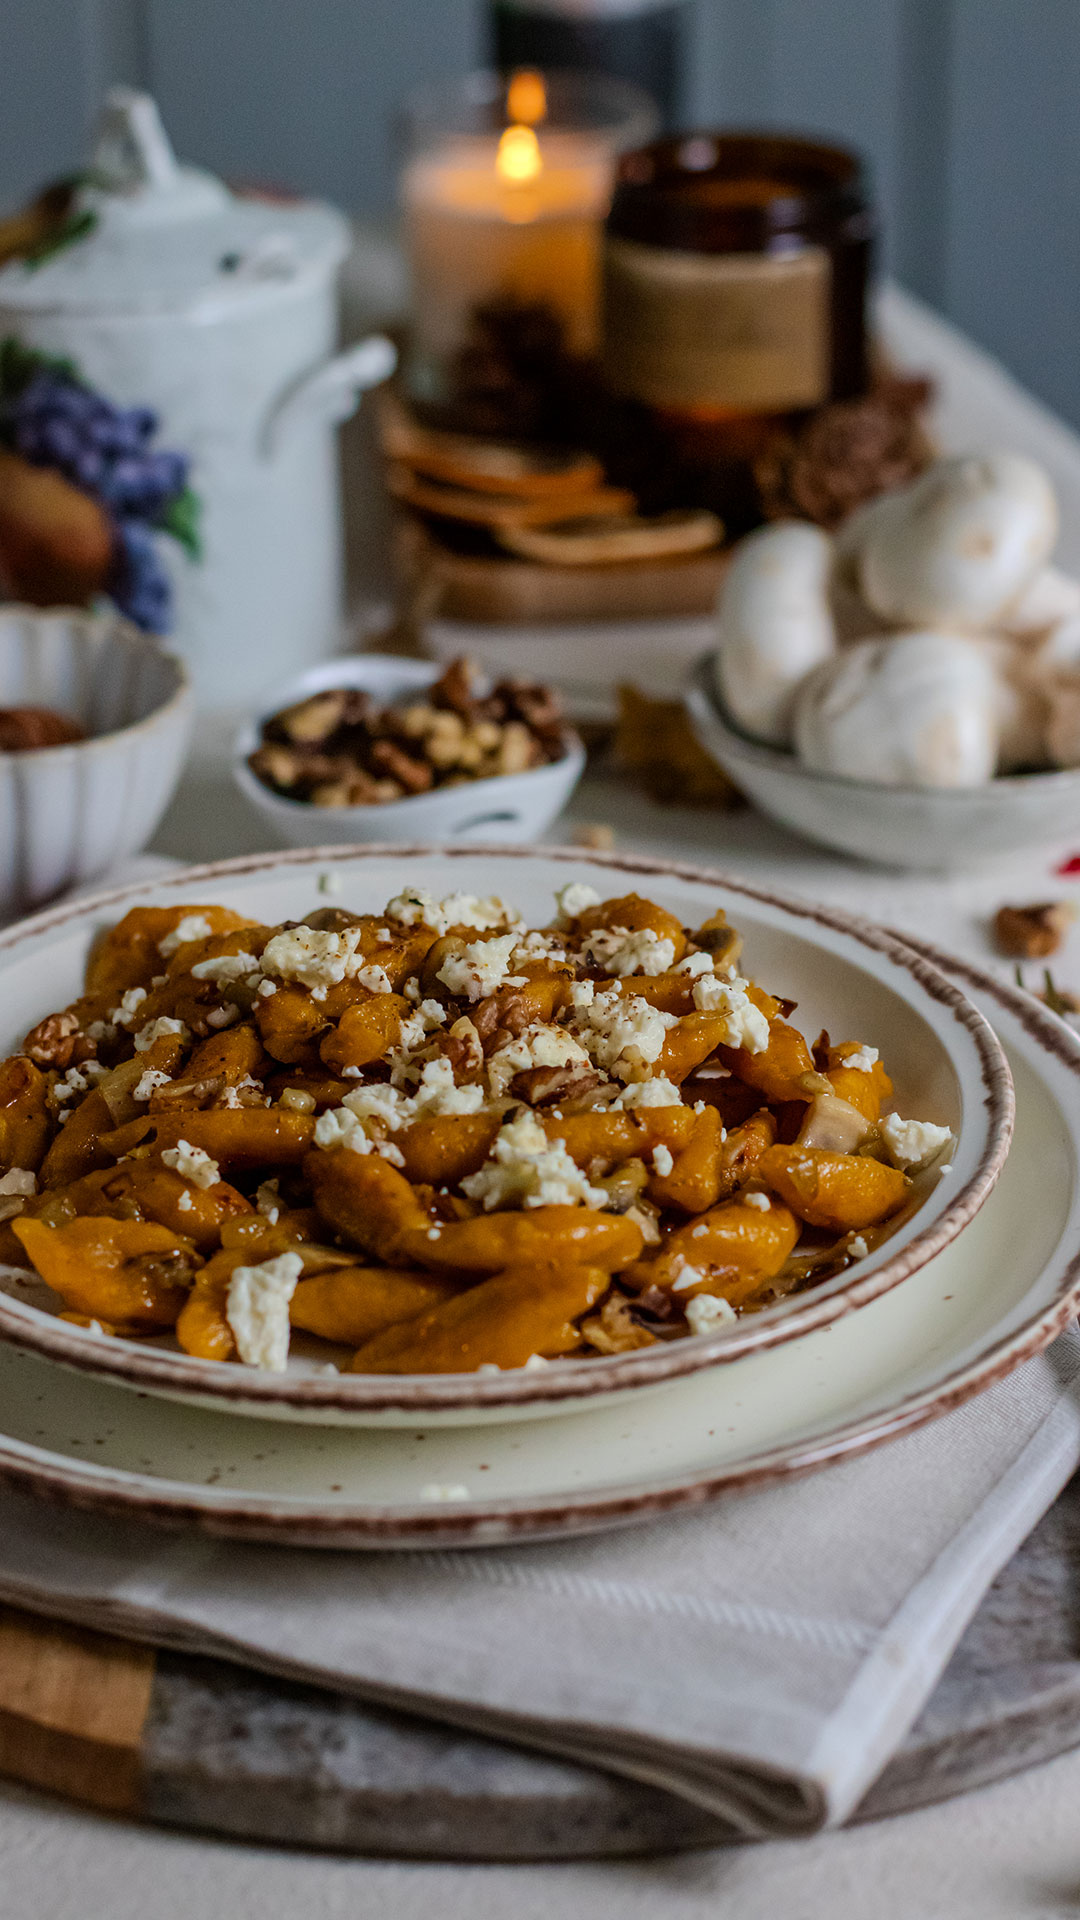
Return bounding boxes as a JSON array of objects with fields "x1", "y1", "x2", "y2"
[{"x1": 9, "y1": 282, "x2": 1080, "y2": 1916}]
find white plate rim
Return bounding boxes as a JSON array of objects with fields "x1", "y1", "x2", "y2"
[
  {"x1": 0, "y1": 942, "x2": 1070, "y2": 1549},
  {"x1": 0, "y1": 843, "x2": 1012, "y2": 1417}
]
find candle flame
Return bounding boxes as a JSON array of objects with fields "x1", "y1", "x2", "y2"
[
  {"x1": 497, "y1": 123, "x2": 543, "y2": 185},
  {"x1": 506, "y1": 68, "x2": 547, "y2": 127}
]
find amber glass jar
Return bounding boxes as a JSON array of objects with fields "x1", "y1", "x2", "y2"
[{"x1": 601, "y1": 133, "x2": 874, "y2": 461}]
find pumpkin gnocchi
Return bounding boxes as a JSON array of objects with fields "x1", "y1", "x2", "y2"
[{"x1": 0, "y1": 885, "x2": 953, "y2": 1375}]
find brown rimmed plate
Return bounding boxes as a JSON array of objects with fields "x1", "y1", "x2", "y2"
[
  {"x1": 0, "y1": 846, "x2": 1011, "y2": 1428},
  {"x1": 0, "y1": 943, "x2": 1069, "y2": 1549}
]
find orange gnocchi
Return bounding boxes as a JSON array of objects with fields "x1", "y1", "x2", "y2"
[{"x1": 0, "y1": 881, "x2": 954, "y2": 1374}]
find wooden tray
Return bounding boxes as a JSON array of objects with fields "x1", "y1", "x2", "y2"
[{"x1": 4, "y1": 1471, "x2": 1080, "y2": 1858}]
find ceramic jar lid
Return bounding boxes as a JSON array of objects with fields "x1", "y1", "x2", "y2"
[{"x1": 0, "y1": 88, "x2": 350, "y2": 319}]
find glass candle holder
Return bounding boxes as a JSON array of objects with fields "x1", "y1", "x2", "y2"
[
  {"x1": 601, "y1": 133, "x2": 875, "y2": 443},
  {"x1": 400, "y1": 68, "x2": 657, "y2": 407}
]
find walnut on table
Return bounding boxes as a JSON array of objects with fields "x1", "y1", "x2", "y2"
[{"x1": 993, "y1": 901, "x2": 1077, "y2": 960}]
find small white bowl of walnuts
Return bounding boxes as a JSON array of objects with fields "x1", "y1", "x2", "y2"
[{"x1": 234, "y1": 654, "x2": 586, "y2": 847}]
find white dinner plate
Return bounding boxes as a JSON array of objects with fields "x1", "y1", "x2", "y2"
[
  {"x1": 0, "y1": 946, "x2": 1068, "y2": 1551},
  {"x1": 0, "y1": 846, "x2": 1010, "y2": 1425}
]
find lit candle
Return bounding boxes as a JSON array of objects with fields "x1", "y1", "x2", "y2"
[{"x1": 402, "y1": 70, "x2": 617, "y2": 393}]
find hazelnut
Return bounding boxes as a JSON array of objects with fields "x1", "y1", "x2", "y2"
[
  {"x1": 495, "y1": 722, "x2": 537, "y2": 775},
  {"x1": 275, "y1": 690, "x2": 348, "y2": 745}
]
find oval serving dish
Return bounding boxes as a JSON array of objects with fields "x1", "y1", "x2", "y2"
[
  {"x1": 0, "y1": 844, "x2": 1012, "y2": 1427},
  {"x1": 685, "y1": 654, "x2": 1080, "y2": 872},
  {"x1": 233, "y1": 656, "x2": 586, "y2": 848}
]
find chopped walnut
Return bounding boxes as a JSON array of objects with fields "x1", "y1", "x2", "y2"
[
  {"x1": 580, "y1": 1291, "x2": 658, "y2": 1355},
  {"x1": 508, "y1": 1064, "x2": 602, "y2": 1107},
  {"x1": 994, "y1": 901, "x2": 1077, "y2": 960},
  {"x1": 23, "y1": 1011, "x2": 94, "y2": 1071}
]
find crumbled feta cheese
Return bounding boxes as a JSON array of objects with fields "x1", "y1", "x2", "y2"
[
  {"x1": 85, "y1": 1019, "x2": 117, "y2": 1044},
  {"x1": 691, "y1": 1223, "x2": 710, "y2": 1238},
  {"x1": 280, "y1": 1087, "x2": 316, "y2": 1112},
  {"x1": 523, "y1": 1352, "x2": 550, "y2": 1370},
  {"x1": 614, "y1": 1076, "x2": 683, "y2": 1109},
  {"x1": 256, "y1": 1179, "x2": 281, "y2": 1222},
  {"x1": 462, "y1": 1111, "x2": 607, "y2": 1212},
  {"x1": 226, "y1": 1251, "x2": 303, "y2": 1372},
  {"x1": 692, "y1": 973, "x2": 770, "y2": 1054},
  {"x1": 161, "y1": 1140, "x2": 221, "y2": 1189},
  {"x1": 190, "y1": 951, "x2": 260, "y2": 987},
  {"x1": 257, "y1": 979, "x2": 278, "y2": 998},
  {"x1": 413, "y1": 1057, "x2": 486, "y2": 1118},
  {"x1": 260, "y1": 925, "x2": 366, "y2": 993},
  {"x1": 206, "y1": 1004, "x2": 240, "y2": 1031},
  {"x1": 109, "y1": 987, "x2": 147, "y2": 1028},
  {"x1": 880, "y1": 1113, "x2": 953, "y2": 1172},
  {"x1": 743, "y1": 1191, "x2": 770, "y2": 1211},
  {"x1": 584, "y1": 927, "x2": 676, "y2": 977},
  {"x1": 355, "y1": 965, "x2": 392, "y2": 995},
  {"x1": 477, "y1": 1362, "x2": 502, "y2": 1375},
  {"x1": 675, "y1": 951, "x2": 715, "y2": 978},
  {"x1": 671, "y1": 1261, "x2": 709, "y2": 1293},
  {"x1": 134, "y1": 1016, "x2": 190, "y2": 1053},
  {"x1": 158, "y1": 914, "x2": 214, "y2": 958},
  {"x1": 0, "y1": 1167, "x2": 35, "y2": 1197},
  {"x1": 651, "y1": 1144, "x2": 674, "y2": 1177},
  {"x1": 843, "y1": 1045, "x2": 880, "y2": 1073},
  {"x1": 52, "y1": 1064, "x2": 93, "y2": 1104},
  {"x1": 342, "y1": 1081, "x2": 411, "y2": 1131},
  {"x1": 133, "y1": 1067, "x2": 172, "y2": 1102},
  {"x1": 177, "y1": 1190, "x2": 194, "y2": 1212},
  {"x1": 419, "y1": 1483, "x2": 471, "y2": 1501},
  {"x1": 486, "y1": 1022, "x2": 591, "y2": 1098},
  {"x1": 570, "y1": 986, "x2": 675, "y2": 1082},
  {"x1": 384, "y1": 890, "x2": 521, "y2": 936},
  {"x1": 511, "y1": 929, "x2": 568, "y2": 965},
  {"x1": 314, "y1": 1106, "x2": 375, "y2": 1154},
  {"x1": 436, "y1": 933, "x2": 526, "y2": 1001},
  {"x1": 849, "y1": 1234, "x2": 869, "y2": 1259},
  {"x1": 555, "y1": 881, "x2": 600, "y2": 924},
  {"x1": 686, "y1": 1293, "x2": 737, "y2": 1336}
]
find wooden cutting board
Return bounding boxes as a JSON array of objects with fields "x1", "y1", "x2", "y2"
[{"x1": 3, "y1": 1472, "x2": 1080, "y2": 1858}]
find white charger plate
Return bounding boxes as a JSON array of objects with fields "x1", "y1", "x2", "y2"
[
  {"x1": 0, "y1": 847, "x2": 1010, "y2": 1426},
  {"x1": 0, "y1": 950, "x2": 1071, "y2": 1549}
]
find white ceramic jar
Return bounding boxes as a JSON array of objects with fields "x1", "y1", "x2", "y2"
[{"x1": 0, "y1": 89, "x2": 395, "y2": 709}]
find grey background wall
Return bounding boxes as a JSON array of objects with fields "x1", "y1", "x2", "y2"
[{"x1": 2, "y1": 0, "x2": 1078, "y2": 429}]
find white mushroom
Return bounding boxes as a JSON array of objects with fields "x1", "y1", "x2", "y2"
[
  {"x1": 712, "y1": 521, "x2": 837, "y2": 746},
  {"x1": 1000, "y1": 564, "x2": 1080, "y2": 637},
  {"x1": 793, "y1": 632, "x2": 1000, "y2": 787},
  {"x1": 854, "y1": 455, "x2": 1058, "y2": 630},
  {"x1": 970, "y1": 635, "x2": 1052, "y2": 772}
]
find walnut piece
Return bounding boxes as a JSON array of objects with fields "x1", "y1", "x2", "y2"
[
  {"x1": 994, "y1": 901, "x2": 1077, "y2": 959},
  {"x1": 508, "y1": 1064, "x2": 602, "y2": 1107},
  {"x1": 23, "y1": 1010, "x2": 92, "y2": 1070}
]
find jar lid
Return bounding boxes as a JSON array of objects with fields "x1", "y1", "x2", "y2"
[
  {"x1": 0, "y1": 89, "x2": 350, "y2": 318},
  {"x1": 607, "y1": 132, "x2": 871, "y2": 253}
]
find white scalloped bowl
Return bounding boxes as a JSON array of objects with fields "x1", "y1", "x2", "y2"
[
  {"x1": 233, "y1": 655, "x2": 586, "y2": 848},
  {"x1": 0, "y1": 605, "x2": 192, "y2": 918}
]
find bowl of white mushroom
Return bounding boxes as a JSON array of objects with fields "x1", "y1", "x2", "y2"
[{"x1": 686, "y1": 453, "x2": 1080, "y2": 868}]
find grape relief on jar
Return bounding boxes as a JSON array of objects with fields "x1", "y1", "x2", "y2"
[{"x1": 0, "y1": 337, "x2": 201, "y2": 633}]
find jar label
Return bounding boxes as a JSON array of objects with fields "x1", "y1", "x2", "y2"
[{"x1": 602, "y1": 237, "x2": 831, "y2": 413}]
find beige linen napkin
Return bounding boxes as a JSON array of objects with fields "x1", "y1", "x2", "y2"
[{"x1": 0, "y1": 1330, "x2": 1077, "y2": 1838}]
